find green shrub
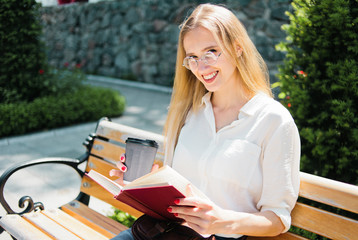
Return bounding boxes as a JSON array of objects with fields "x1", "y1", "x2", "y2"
[
  {"x1": 276, "y1": 0, "x2": 358, "y2": 184},
  {"x1": 289, "y1": 225, "x2": 322, "y2": 240},
  {"x1": 0, "y1": 86, "x2": 126, "y2": 137},
  {"x1": 108, "y1": 208, "x2": 136, "y2": 228},
  {"x1": 0, "y1": 0, "x2": 50, "y2": 103}
]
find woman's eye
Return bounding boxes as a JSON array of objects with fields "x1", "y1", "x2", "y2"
[
  {"x1": 208, "y1": 49, "x2": 217, "y2": 53},
  {"x1": 186, "y1": 55, "x2": 197, "y2": 59}
]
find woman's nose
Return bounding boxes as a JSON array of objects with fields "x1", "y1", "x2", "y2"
[{"x1": 197, "y1": 60, "x2": 210, "y2": 72}]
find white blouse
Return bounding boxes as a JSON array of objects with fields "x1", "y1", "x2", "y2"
[{"x1": 171, "y1": 92, "x2": 301, "y2": 238}]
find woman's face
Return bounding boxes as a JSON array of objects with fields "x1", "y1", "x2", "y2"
[{"x1": 183, "y1": 26, "x2": 239, "y2": 93}]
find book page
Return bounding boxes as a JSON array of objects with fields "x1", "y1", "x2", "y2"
[
  {"x1": 124, "y1": 182, "x2": 170, "y2": 190},
  {"x1": 87, "y1": 170, "x2": 123, "y2": 196},
  {"x1": 125, "y1": 166, "x2": 208, "y2": 200}
]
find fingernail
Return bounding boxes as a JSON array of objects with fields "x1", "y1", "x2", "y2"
[
  {"x1": 167, "y1": 207, "x2": 172, "y2": 213},
  {"x1": 120, "y1": 156, "x2": 125, "y2": 162},
  {"x1": 174, "y1": 199, "x2": 180, "y2": 204},
  {"x1": 174, "y1": 213, "x2": 178, "y2": 217},
  {"x1": 121, "y1": 166, "x2": 127, "y2": 172}
]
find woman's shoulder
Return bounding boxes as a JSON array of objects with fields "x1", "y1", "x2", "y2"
[{"x1": 253, "y1": 93, "x2": 295, "y2": 124}]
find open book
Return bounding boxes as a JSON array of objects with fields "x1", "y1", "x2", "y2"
[{"x1": 86, "y1": 165, "x2": 208, "y2": 221}]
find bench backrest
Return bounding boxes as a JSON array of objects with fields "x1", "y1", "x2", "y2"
[
  {"x1": 80, "y1": 120, "x2": 165, "y2": 218},
  {"x1": 81, "y1": 119, "x2": 358, "y2": 240},
  {"x1": 255, "y1": 172, "x2": 358, "y2": 240}
]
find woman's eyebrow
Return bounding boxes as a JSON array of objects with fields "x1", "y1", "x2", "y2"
[{"x1": 185, "y1": 45, "x2": 218, "y2": 57}]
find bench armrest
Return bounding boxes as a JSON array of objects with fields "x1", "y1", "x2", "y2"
[{"x1": 0, "y1": 154, "x2": 88, "y2": 215}]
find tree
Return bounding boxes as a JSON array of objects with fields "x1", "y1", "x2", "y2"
[
  {"x1": 276, "y1": 0, "x2": 358, "y2": 184},
  {"x1": 0, "y1": 0, "x2": 49, "y2": 103}
]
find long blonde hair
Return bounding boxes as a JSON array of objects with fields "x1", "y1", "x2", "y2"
[{"x1": 164, "y1": 3, "x2": 272, "y2": 164}]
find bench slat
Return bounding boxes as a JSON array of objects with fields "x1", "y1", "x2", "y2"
[
  {"x1": 42, "y1": 208, "x2": 108, "y2": 240},
  {"x1": 23, "y1": 211, "x2": 82, "y2": 240},
  {"x1": 291, "y1": 202, "x2": 358, "y2": 240},
  {"x1": 96, "y1": 121, "x2": 165, "y2": 154},
  {"x1": 299, "y1": 172, "x2": 358, "y2": 214},
  {"x1": 90, "y1": 138, "x2": 164, "y2": 167},
  {"x1": 91, "y1": 138, "x2": 125, "y2": 163},
  {"x1": 0, "y1": 214, "x2": 53, "y2": 240},
  {"x1": 85, "y1": 155, "x2": 116, "y2": 173},
  {"x1": 82, "y1": 156, "x2": 142, "y2": 217},
  {"x1": 247, "y1": 231, "x2": 308, "y2": 240},
  {"x1": 61, "y1": 200, "x2": 127, "y2": 238},
  {"x1": 81, "y1": 175, "x2": 143, "y2": 218}
]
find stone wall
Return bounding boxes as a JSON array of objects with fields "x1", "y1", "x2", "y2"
[{"x1": 41, "y1": 0, "x2": 292, "y2": 86}]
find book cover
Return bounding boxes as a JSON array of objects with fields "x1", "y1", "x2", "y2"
[{"x1": 86, "y1": 165, "x2": 207, "y2": 221}]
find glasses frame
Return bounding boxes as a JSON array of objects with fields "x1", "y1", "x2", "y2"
[{"x1": 182, "y1": 51, "x2": 222, "y2": 71}]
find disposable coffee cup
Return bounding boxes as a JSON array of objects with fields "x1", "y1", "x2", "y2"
[{"x1": 123, "y1": 137, "x2": 159, "y2": 182}]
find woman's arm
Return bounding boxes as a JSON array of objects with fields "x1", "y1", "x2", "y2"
[
  {"x1": 169, "y1": 118, "x2": 300, "y2": 237},
  {"x1": 169, "y1": 186, "x2": 284, "y2": 236}
]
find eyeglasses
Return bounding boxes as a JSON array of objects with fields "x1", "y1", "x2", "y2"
[{"x1": 182, "y1": 51, "x2": 222, "y2": 71}]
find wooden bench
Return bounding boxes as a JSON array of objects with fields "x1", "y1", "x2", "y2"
[{"x1": 0, "y1": 118, "x2": 357, "y2": 239}]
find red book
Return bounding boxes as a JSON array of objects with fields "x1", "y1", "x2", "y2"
[{"x1": 86, "y1": 166, "x2": 208, "y2": 221}]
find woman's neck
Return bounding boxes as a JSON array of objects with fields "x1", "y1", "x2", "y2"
[
  {"x1": 210, "y1": 81, "x2": 252, "y2": 132},
  {"x1": 211, "y1": 81, "x2": 250, "y2": 111}
]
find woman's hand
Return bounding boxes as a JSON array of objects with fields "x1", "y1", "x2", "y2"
[
  {"x1": 109, "y1": 153, "x2": 160, "y2": 186},
  {"x1": 109, "y1": 153, "x2": 128, "y2": 186},
  {"x1": 168, "y1": 185, "x2": 233, "y2": 235}
]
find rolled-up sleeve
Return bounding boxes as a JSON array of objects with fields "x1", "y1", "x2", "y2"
[{"x1": 258, "y1": 120, "x2": 301, "y2": 232}]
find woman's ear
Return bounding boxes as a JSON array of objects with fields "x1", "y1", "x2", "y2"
[
  {"x1": 236, "y1": 44, "x2": 243, "y2": 57},
  {"x1": 235, "y1": 40, "x2": 243, "y2": 57}
]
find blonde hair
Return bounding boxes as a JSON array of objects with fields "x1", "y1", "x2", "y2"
[{"x1": 164, "y1": 3, "x2": 272, "y2": 164}]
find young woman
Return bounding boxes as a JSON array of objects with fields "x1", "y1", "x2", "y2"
[{"x1": 110, "y1": 3, "x2": 300, "y2": 240}]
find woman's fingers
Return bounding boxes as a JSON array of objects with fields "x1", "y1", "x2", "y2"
[
  {"x1": 108, "y1": 153, "x2": 127, "y2": 185},
  {"x1": 109, "y1": 169, "x2": 121, "y2": 177},
  {"x1": 180, "y1": 198, "x2": 213, "y2": 209},
  {"x1": 185, "y1": 184, "x2": 195, "y2": 197},
  {"x1": 110, "y1": 153, "x2": 127, "y2": 176},
  {"x1": 115, "y1": 158, "x2": 127, "y2": 172},
  {"x1": 109, "y1": 168, "x2": 125, "y2": 186},
  {"x1": 119, "y1": 153, "x2": 126, "y2": 162},
  {"x1": 151, "y1": 163, "x2": 160, "y2": 172},
  {"x1": 109, "y1": 153, "x2": 160, "y2": 186}
]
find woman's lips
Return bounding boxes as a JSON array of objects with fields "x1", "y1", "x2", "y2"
[{"x1": 202, "y1": 71, "x2": 218, "y2": 83}]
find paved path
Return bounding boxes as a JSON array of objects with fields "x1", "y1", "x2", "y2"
[{"x1": 0, "y1": 76, "x2": 172, "y2": 239}]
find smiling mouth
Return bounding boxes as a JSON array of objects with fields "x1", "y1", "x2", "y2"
[{"x1": 202, "y1": 71, "x2": 218, "y2": 83}]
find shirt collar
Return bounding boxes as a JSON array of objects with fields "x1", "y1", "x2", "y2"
[
  {"x1": 201, "y1": 92, "x2": 212, "y2": 106},
  {"x1": 200, "y1": 92, "x2": 270, "y2": 118}
]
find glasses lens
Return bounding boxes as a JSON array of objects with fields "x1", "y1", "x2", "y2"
[
  {"x1": 183, "y1": 52, "x2": 220, "y2": 70},
  {"x1": 183, "y1": 57, "x2": 197, "y2": 70},
  {"x1": 204, "y1": 52, "x2": 217, "y2": 65},
  {"x1": 183, "y1": 58, "x2": 190, "y2": 70},
  {"x1": 188, "y1": 58, "x2": 198, "y2": 70}
]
